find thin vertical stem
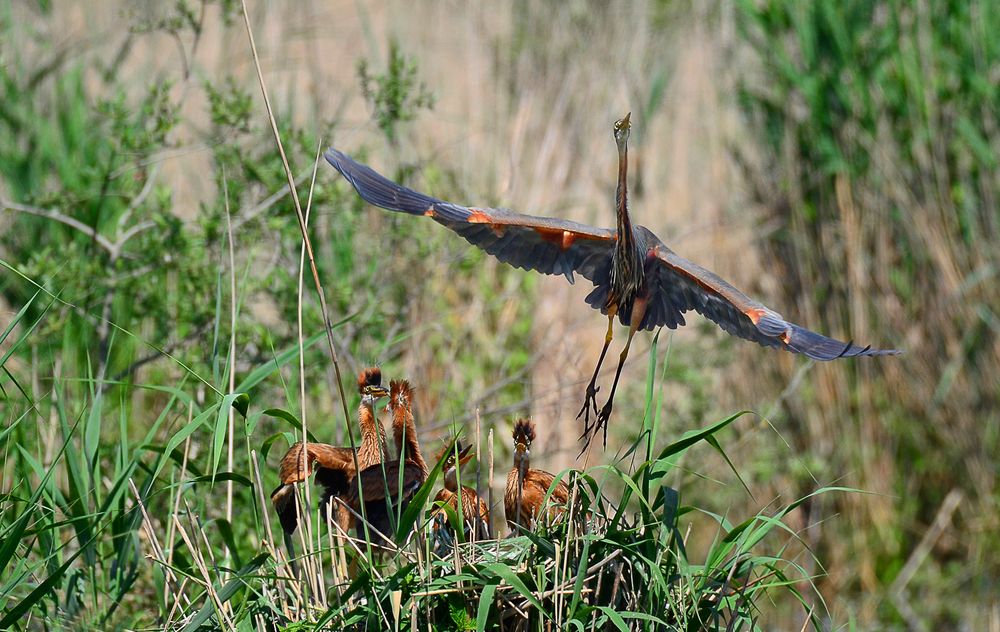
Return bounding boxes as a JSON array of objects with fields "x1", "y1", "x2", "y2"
[
  {"x1": 224, "y1": 171, "x2": 237, "y2": 529},
  {"x1": 240, "y1": 0, "x2": 355, "y2": 450},
  {"x1": 475, "y1": 407, "x2": 482, "y2": 509},
  {"x1": 487, "y1": 428, "x2": 494, "y2": 538}
]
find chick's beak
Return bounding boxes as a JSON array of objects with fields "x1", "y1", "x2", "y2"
[
  {"x1": 458, "y1": 444, "x2": 475, "y2": 465},
  {"x1": 368, "y1": 385, "x2": 390, "y2": 399}
]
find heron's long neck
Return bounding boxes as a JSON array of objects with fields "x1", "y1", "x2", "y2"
[
  {"x1": 358, "y1": 403, "x2": 387, "y2": 466},
  {"x1": 615, "y1": 141, "x2": 634, "y2": 246},
  {"x1": 513, "y1": 450, "x2": 529, "y2": 487},
  {"x1": 396, "y1": 410, "x2": 427, "y2": 476},
  {"x1": 611, "y1": 139, "x2": 643, "y2": 299},
  {"x1": 443, "y1": 468, "x2": 459, "y2": 492}
]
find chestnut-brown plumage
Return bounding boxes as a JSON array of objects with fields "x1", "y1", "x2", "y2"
[
  {"x1": 354, "y1": 370, "x2": 392, "y2": 478},
  {"x1": 271, "y1": 442, "x2": 353, "y2": 535},
  {"x1": 432, "y1": 443, "x2": 490, "y2": 541},
  {"x1": 389, "y1": 379, "x2": 428, "y2": 478},
  {"x1": 270, "y1": 367, "x2": 389, "y2": 535},
  {"x1": 504, "y1": 419, "x2": 569, "y2": 533},
  {"x1": 344, "y1": 378, "x2": 427, "y2": 543}
]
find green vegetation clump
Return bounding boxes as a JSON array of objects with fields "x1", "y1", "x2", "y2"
[{"x1": 358, "y1": 40, "x2": 436, "y2": 146}]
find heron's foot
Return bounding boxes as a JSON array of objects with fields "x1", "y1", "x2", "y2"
[
  {"x1": 575, "y1": 383, "x2": 601, "y2": 438},
  {"x1": 596, "y1": 400, "x2": 614, "y2": 447},
  {"x1": 576, "y1": 384, "x2": 600, "y2": 420},
  {"x1": 577, "y1": 398, "x2": 614, "y2": 454},
  {"x1": 578, "y1": 385, "x2": 609, "y2": 455}
]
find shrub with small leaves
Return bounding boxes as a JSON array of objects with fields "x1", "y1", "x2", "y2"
[{"x1": 358, "y1": 40, "x2": 436, "y2": 145}]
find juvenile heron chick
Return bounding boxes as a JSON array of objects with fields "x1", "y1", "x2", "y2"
[
  {"x1": 271, "y1": 366, "x2": 389, "y2": 535},
  {"x1": 344, "y1": 378, "x2": 427, "y2": 544},
  {"x1": 431, "y1": 443, "x2": 490, "y2": 544},
  {"x1": 504, "y1": 419, "x2": 569, "y2": 533}
]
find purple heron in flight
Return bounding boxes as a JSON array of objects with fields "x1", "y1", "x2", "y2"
[{"x1": 324, "y1": 113, "x2": 899, "y2": 447}]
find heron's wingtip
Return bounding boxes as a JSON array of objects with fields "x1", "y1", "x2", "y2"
[
  {"x1": 843, "y1": 345, "x2": 904, "y2": 359},
  {"x1": 323, "y1": 147, "x2": 344, "y2": 164}
]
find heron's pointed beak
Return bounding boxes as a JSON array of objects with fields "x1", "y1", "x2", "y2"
[
  {"x1": 457, "y1": 444, "x2": 475, "y2": 465},
  {"x1": 622, "y1": 112, "x2": 631, "y2": 129},
  {"x1": 367, "y1": 385, "x2": 390, "y2": 399}
]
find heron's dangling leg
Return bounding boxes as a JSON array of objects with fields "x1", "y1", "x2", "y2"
[
  {"x1": 593, "y1": 328, "x2": 637, "y2": 445},
  {"x1": 577, "y1": 306, "x2": 617, "y2": 439},
  {"x1": 592, "y1": 297, "x2": 648, "y2": 447}
]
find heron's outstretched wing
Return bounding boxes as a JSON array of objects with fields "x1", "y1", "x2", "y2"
[
  {"x1": 325, "y1": 149, "x2": 615, "y2": 284},
  {"x1": 639, "y1": 229, "x2": 901, "y2": 360},
  {"x1": 271, "y1": 442, "x2": 355, "y2": 534}
]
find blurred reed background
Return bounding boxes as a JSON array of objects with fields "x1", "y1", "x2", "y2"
[{"x1": 1, "y1": 0, "x2": 997, "y2": 628}]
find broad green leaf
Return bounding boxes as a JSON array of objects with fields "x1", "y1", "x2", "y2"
[
  {"x1": 481, "y1": 562, "x2": 547, "y2": 617},
  {"x1": 261, "y1": 408, "x2": 318, "y2": 443},
  {"x1": 475, "y1": 581, "x2": 498, "y2": 631},
  {"x1": 212, "y1": 392, "x2": 248, "y2": 479}
]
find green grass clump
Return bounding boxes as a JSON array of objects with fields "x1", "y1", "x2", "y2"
[{"x1": 0, "y1": 283, "x2": 828, "y2": 629}]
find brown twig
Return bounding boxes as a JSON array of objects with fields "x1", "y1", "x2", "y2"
[{"x1": 3, "y1": 199, "x2": 116, "y2": 254}]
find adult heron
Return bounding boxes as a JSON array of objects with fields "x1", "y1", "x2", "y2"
[{"x1": 324, "y1": 113, "x2": 899, "y2": 447}]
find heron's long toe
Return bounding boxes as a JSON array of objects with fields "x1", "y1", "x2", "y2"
[
  {"x1": 596, "y1": 401, "x2": 614, "y2": 446},
  {"x1": 576, "y1": 384, "x2": 602, "y2": 448},
  {"x1": 578, "y1": 387, "x2": 613, "y2": 454},
  {"x1": 576, "y1": 384, "x2": 600, "y2": 422}
]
